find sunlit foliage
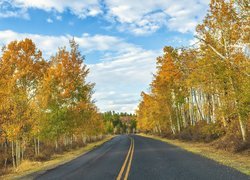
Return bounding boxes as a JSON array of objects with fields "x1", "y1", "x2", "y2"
[
  {"x1": 0, "y1": 39, "x2": 104, "y2": 169},
  {"x1": 137, "y1": 0, "x2": 250, "y2": 147}
]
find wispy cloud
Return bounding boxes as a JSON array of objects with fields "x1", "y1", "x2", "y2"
[
  {"x1": 2, "y1": 0, "x2": 210, "y2": 35},
  {"x1": 0, "y1": 0, "x2": 29, "y2": 19},
  {"x1": 105, "y1": 0, "x2": 209, "y2": 35},
  {"x1": 9, "y1": 0, "x2": 102, "y2": 19},
  {"x1": 0, "y1": 30, "x2": 138, "y2": 57},
  {"x1": 88, "y1": 46, "x2": 159, "y2": 112},
  {"x1": 56, "y1": 15, "x2": 62, "y2": 21},
  {"x1": 46, "y1": 18, "x2": 53, "y2": 23}
]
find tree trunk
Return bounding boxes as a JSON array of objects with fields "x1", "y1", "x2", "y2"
[
  {"x1": 217, "y1": 95, "x2": 227, "y2": 127},
  {"x1": 238, "y1": 114, "x2": 247, "y2": 142},
  {"x1": 211, "y1": 94, "x2": 216, "y2": 123},
  {"x1": 181, "y1": 104, "x2": 187, "y2": 128},
  {"x1": 15, "y1": 140, "x2": 21, "y2": 167},
  {"x1": 12, "y1": 141, "x2": 16, "y2": 169},
  {"x1": 176, "y1": 105, "x2": 181, "y2": 133},
  {"x1": 37, "y1": 137, "x2": 40, "y2": 155},
  {"x1": 55, "y1": 139, "x2": 58, "y2": 150},
  {"x1": 34, "y1": 138, "x2": 37, "y2": 156},
  {"x1": 21, "y1": 140, "x2": 25, "y2": 161},
  {"x1": 170, "y1": 115, "x2": 176, "y2": 135},
  {"x1": 82, "y1": 134, "x2": 86, "y2": 145},
  {"x1": 229, "y1": 76, "x2": 247, "y2": 142},
  {"x1": 193, "y1": 89, "x2": 205, "y2": 121},
  {"x1": 4, "y1": 139, "x2": 8, "y2": 169},
  {"x1": 189, "y1": 91, "x2": 195, "y2": 126}
]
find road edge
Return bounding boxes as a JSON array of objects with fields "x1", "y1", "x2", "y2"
[
  {"x1": 3, "y1": 135, "x2": 116, "y2": 180},
  {"x1": 138, "y1": 133, "x2": 250, "y2": 176}
]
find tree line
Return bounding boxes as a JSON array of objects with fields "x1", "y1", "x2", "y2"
[
  {"x1": 103, "y1": 111, "x2": 137, "y2": 134},
  {"x1": 0, "y1": 39, "x2": 104, "y2": 171},
  {"x1": 136, "y1": 0, "x2": 249, "y2": 151}
]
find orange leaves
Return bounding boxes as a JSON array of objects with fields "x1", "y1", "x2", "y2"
[
  {"x1": 137, "y1": 0, "x2": 249, "y2": 142},
  {"x1": 0, "y1": 38, "x2": 104, "y2": 153},
  {"x1": 35, "y1": 39, "x2": 103, "y2": 140},
  {"x1": 0, "y1": 38, "x2": 104, "y2": 169},
  {"x1": 1, "y1": 39, "x2": 45, "y2": 94},
  {"x1": 0, "y1": 39, "x2": 45, "y2": 141},
  {"x1": 161, "y1": 54, "x2": 180, "y2": 81}
]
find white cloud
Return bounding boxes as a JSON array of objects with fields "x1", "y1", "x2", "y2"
[
  {"x1": 0, "y1": 0, "x2": 29, "y2": 19},
  {"x1": 56, "y1": 15, "x2": 62, "y2": 21},
  {"x1": 0, "y1": 30, "x2": 69, "y2": 57},
  {"x1": 1, "y1": 0, "x2": 102, "y2": 19},
  {"x1": 116, "y1": 11, "x2": 167, "y2": 35},
  {"x1": 0, "y1": 30, "x2": 159, "y2": 113},
  {"x1": 92, "y1": 92, "x2": 140, "y2": 112},
  {"x1": 0, "y1": 30, "x2": 138, "y2": 57},
  {"x1": 46, "y1": 18, "x2": 53, "y2": 23},
  {"x1": 89, "y1": 46, "x2": 159, "y2": 112},
  {"x1": 2, "y1": 0, "x2": 210, "y2": 35},
  {"x1": 105, "y1": 0, "x2": 210, "y2": 35},
  {"x1": 16, "y1": 0, "x2": 102, "y2": 18}
]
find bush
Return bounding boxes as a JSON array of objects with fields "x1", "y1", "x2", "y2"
[
  {"x1": 212, "y1": 120, "x2": 250, "y2": 152},
  {"x1": 177, "y1": 121, "x2": 225, "y2": 142}
]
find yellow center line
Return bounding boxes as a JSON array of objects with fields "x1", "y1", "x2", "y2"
[
  {"x1": 116, "y1": 137, "x2": 133, "y2": 180},
  {"x1": 124, "y1": 138, "x2": 134, "y2": 180}
]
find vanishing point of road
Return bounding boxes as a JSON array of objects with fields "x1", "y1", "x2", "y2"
[{"x1": 25, "y1": 135, "x2": 249, "y2": 180}]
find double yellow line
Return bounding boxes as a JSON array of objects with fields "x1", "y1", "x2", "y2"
[{"x1": 116, "y1": 137, "x2": 134, "y2": 180}]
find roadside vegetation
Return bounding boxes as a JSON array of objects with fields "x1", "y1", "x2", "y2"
[
  {"x1": 0, "y1": 39, "x2": 105, "y2": 175},
  {"x1": 0, "y1": 0, "x2": 249, "y2": 177},
  {"x1": 3, "y1": 135, "x2": 113, "y2": 179},
  {"x1": 137, "y1": 0, "x2": 250, "y2": 152},
  {"x1": 0, "y1": 37, "x2": 136, "y2": 176}
]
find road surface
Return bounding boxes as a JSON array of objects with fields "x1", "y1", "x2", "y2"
[{"x1": 26, "y1": 135, "x2": 249, "y2": 180}]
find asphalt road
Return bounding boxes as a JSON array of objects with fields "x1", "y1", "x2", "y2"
[{"x1": 28, "y1": 135, "x2": 249, "y2": 180}]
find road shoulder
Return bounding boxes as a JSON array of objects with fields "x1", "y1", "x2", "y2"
[
  {"x1": 139, "y1": 133, "x2": 250, "y2": 176},
  {"x1": 2, "y1": 135, "x2": 115, "y2": 180}
]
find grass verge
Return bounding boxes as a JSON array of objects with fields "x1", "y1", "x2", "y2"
[
  {"x1": 2, "y1": 135, "x2": 114, "y2": 180},
  {"x1": 139, "y1": 133, "x2": 250, "y2": 176}
]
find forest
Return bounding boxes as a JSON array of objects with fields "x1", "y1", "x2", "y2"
[
  {"x1": 0, "y1": 36, "x2": 138, "y2": 175},
  {"x1": 0, "y1": 0, "x2": 249, "y2": 177},
  {"x1": 0, "y1": 39, "x2": 105, "y2": 173},
  {"x1": 103, "y1": 111, "x2": 137, "y2": 134},
  {"x1": 136, "y1": 0, "x2": 250, "y2": 152}
]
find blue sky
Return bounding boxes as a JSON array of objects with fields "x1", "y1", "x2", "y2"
[{"x1": 0, "y1": 0, "x2": 210, "y2": 113}]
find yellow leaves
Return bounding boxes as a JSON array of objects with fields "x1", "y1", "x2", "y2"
[
  {"x1": 2, "y1": 123, "x2": 21, "y2": 140},
  {"x1": 0, "y1": 38, "x2": 103, "y2": 145},
  {"x1": 137, "y1": 92, "x2": 162, "y2": 132},
  {"x1": 137, "y1": 0, "x2": 249, "y2": 142},
  {"x1": 0, "y1": 39, "x2": 104, "y2": 170}
]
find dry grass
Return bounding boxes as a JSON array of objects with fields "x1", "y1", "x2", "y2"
[
  {"x1": 140, "y1": 134, "x2": 250, "y2": 176},
  {"x1": 2, "y1": 135, "x2": 115, "y2": 179}
]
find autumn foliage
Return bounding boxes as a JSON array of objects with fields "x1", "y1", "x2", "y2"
[
  {"x1": 0, "y1": 39, "x2": 104, "y2": 172},
  {"x1": 103, "y1": 111, "x2": 136, "y2": 134},
  {"x1": 136, "y1": 0, "x2": 250, "y2": 151}
]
